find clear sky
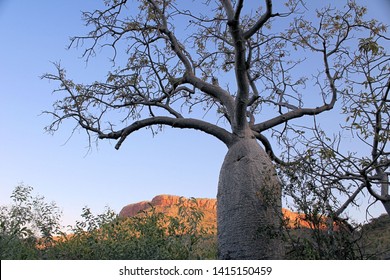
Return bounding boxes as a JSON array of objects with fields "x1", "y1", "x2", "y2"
[{"x1": 0, "y1": 0, "x2": 389, "y2": 229}]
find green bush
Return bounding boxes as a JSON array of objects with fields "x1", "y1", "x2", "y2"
[
  {"x1": 44, "y1": 198, "x2": 216, "y2": 260},
  {"x1": 0, "y1": 183, "x2": 62, "y2": 259},
  {"x1": 1, "y1": 185, "x2": 216, "y2": 260}
]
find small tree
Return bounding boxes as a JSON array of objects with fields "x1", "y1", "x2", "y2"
[
  {"x1": 279, "y1": 29, "x2": 389, "y2": 221},
  {"x1": 0, "y1": 184, "x2": 62, "y2": 259},
  {"x1": 278, "y1": 23, "x2": 389, "y2": 259},
  {"x1": 44, "y1": 0, "x2": 388, "y2": 259}
]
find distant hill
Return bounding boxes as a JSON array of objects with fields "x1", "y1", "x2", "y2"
[
  {"x1": 119, "y1": 195, "x2": 217, "y2": 231},
  {"x1": 119, "y1": 194, "x2": 327, "y2": 230}
]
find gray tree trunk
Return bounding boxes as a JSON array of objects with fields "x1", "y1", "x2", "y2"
[
  {"x1": 380, "y1": 171, "x2": 390, "y2": 217},
  {"x1": 217, "y1": 138, "x2": 284, "y2": 259}
]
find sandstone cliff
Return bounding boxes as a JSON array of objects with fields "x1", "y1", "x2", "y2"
[
  {"x1": 119, "y1": 194, "x2": 315, "y2": 229},
  {"x1": 119, "y1": 194, "x2": 216, "y2": 217}
]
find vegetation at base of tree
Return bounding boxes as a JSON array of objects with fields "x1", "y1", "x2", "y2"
[
  {"x1": 0, "y1": 185, "x2": 216, "y2": 260},
  {"x1": 45, "y1": 199, "x2": 217, "y2": 260},
  {"x1": 358, "y1": 214, "x2": 390, "y2": 259},
  {"x1": 1, "y1": 184, "x2": 389, "y2": 260},
  {"x1": 282, "y1": 181, "x2": 390, "y2": 260}
]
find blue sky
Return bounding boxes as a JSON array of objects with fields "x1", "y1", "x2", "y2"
[{"x1": 0, "y1": 0, "x2": 389, "y2": 228}]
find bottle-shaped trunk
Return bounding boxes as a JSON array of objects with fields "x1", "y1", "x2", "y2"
[{"x1": 217, "y1": 138, "x2": 284, "y2": 259}]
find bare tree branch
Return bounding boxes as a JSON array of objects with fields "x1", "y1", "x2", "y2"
[
  {"x1": 243, "y1": 0, "x2": 273, "y2": 39},
  {"x1": 99, "y1": 116, "x2": 234, "y2": 149}
]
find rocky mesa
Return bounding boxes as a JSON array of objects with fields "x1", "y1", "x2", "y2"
[
  {"x1": 119, "y1": 194, "x2": 313, "y2": 229},
  {"x1": 120, "y1": 194, "x2": 217, "y2": 230},
  {"x1": 120, "y1": 194, "x2": 216, "y2": 217}
]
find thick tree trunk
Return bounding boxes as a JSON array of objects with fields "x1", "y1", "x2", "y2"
[
  {"x1": 217, "y1": 138, "x2": 284, "y2": 259},
  {"x1": 380, "y1": 172, "x2": 390, "y2": 217}
]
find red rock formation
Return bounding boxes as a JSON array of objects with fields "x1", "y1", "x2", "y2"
[
  {"x1": 282, "y1": 208, "x2": 312, "y2": 228},
  {"x1": 119, "y1": 194, "x2": 217, "y2": 218},
  {"x1": 119, "y1": 195, "x2": 217, "y2": 231},
  {"x1": 119, "y1": 195, "x2": 329, "y2": 230},
  {"x1": 119, "y1": 200, "x2": 152, "y2": 217}
]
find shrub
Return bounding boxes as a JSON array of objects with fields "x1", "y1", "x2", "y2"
[
  {"x1": 45, "y1": 198, "x2": 216, "y2": 259},
  {"x1": 0, "y1": 183, "x2": 62, "y2": 259}
]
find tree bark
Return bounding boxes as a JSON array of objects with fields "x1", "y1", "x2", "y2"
[
  {"x1": 380, "y1": 171, "x2": 390, "y2": 216},
  {"x1": 217, "y1": 138, "x2": 284, "y2": 259}
]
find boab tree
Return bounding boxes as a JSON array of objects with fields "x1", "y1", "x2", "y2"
[{"x1": 43, "y1": 0, "x2": 388, "y2": 259}]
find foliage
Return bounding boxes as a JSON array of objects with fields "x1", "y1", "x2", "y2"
[
  {"x1": 0, "y1": 185, "x2": 216, "y2": 260},
  {"x1": 280, "y1": 177, "x2": 353, "y2": 259},
  {"x1": 2, "y1": 184, "x2": 390, "y2": 260},
  {"x1": 44, "y1": 197, "x2": 216, "y2": 260},
  {"x1": 281, "y1": 178, "x2": 390, "y2": 259},
  {"x1": 358, "y1": 214, "x2": 390, "y2": 259},
  {"x1": 0, "y1": 183, "x2": 62, "y2": 259},
  {"x1": 284, "y1": 227, "x2": 362, "y2": 260},
  {"x1": 282, "y1": 208, "x2": 364, "y2": 259}
]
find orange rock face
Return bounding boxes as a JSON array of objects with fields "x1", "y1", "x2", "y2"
[
  {"x1": 119, "y1": 195, "x2": 328, "y2": 230},
  {"x1": 119, "y1": 200, "x2": 152, "y2": 217},
  {"x1": 119, "y1": 194, "x2": 217, "y2": 217},
  {"x1": 282, "y1": 208, "x2": 312, "y2": 228},
  {"x1": 119, "y1": 195, "x2": 217, "y2": 231}
]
